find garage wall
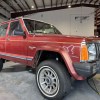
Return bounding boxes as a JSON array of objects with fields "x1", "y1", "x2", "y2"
[{"x1": 25, "y1": 7, "x2": 94, "y2": 36}]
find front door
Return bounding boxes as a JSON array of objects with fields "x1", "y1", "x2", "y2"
[{"x1": 6, "y1": 20, "x2": 27, "y2": 64}]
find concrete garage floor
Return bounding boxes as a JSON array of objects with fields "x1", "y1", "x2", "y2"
[{"x1": 0, "y1": 62, "x2": 100, "y2": 100}]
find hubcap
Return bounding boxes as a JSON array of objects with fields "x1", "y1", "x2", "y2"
[{"x1": 37, "y1": 66, "x2": 60, "y2": 97}]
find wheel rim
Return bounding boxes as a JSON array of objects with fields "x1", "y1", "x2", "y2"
[{"x1": 37, "y1": 66, "x2": 60, "y2": 97}]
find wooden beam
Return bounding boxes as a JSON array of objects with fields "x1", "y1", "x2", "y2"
[
  {"x1": 19, "y1": 0, "x2": 27, "y2": 10},
  {"x1": 51, "y1": 0, "x2": 52, "y2": 7},
  {"x1": 3, "y1": 0, "x2": 16, "y2": 11},
  {"x1": 61, "y1": 0, "x2": 63, "y2": 6},
  {"x1": 75, "y1": 0, "x2": 78, "y2": 3},
  {"x1": 80, "y1": 0, "x2": 84, "y2": 3},
  {"x1": 96, "y1": 18, "x2": 100, "y2": 20},
  {"x1": 71, "y1": 0, "x2": 74, "y2": 4},
  {"x1": 96, "y1": 12, "x2": 100, "y2": 17},
  {"x1": 0, "y1": 13, "x2": 9, "y2": 19},
  {"x1": 42, "y1": 0, "x2": 45, "y2": 8},
  {"x1": 24, "y1": 0, "x2": 31, "y2": 9},
  {"x1": 94, "y1": 0, "x2": 99, "y2": 5},
  {"x1": 84, "y1": 0, "x2": 87, "y2": 3},
  {"x1": 89, "y1": 0, "x2": 93, "y2": 4},
  {"x1": 14, "y1": 0, "x2": 23, "y2": 11},
  {"x1": 56, "y1": 0, "x2": 58, "y2": 7},
  {"x1": 66, "y1": 0, "x2": 68, "y2": 5},
  {"x1": 11, "y1": 4, "x2": 99, "y2": 18},
  {"x1": 96, "y1": 9, "x2": 100, "y2": 13},
  {"x1": 32, "y1": 0, "x2": 38, "y2": 10},
  {"x1": 0, "y1": 4, "x2": 10, "y2": 13}
]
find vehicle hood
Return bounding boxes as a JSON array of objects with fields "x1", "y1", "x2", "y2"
[{"x1": 33, "y1": 34, "x2": 98, "y2": 44}]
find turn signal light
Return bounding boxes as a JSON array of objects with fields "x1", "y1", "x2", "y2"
[{"x1": 80, "y1": 43, "x2": 89, "y2": 61}]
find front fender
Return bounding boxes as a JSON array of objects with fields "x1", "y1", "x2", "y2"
[
  {"x1": 36, "y1": 45, "x2": 84, "y2": 80},
  {"x1": 59, "y1": 47, "x2": 84, "y2": 80}
]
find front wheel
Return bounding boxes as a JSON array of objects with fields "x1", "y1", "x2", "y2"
[{"x1": 36, "y1": 60, "x2": 71, "y2": 100}]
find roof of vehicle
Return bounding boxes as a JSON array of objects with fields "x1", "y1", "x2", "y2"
[
  {"x1": 0, "y1": 17, "x2": 53, "y2": 26},
  {"x1": 23, "y1": 17, "x2": 53, "y2": 25}
]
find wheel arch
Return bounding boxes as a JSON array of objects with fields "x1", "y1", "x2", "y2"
[
  {"x1": 33, "y1": 48, "x2": 84, "y2": 80},
  {"x1": 33, "y1": 49, "x2": 71, "y2": 77}
]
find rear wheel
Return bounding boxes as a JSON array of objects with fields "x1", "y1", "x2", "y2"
[
  {"x1": 36, "y1": 60, "x2": 71, "y2": 100},
  {"x1": 0, "y1": 59, "x2": 3, "y2": 71}
]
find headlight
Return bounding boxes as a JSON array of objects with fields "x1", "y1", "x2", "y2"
[
  {"x1": 87, "y1": 43, "x2": 96, "y2": 61},
  {"x1": 80, "y1": 41, "x2": 96, "y2": 62}
]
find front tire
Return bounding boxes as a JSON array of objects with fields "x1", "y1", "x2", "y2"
[{"x1": 36, "y1": 60, "x2": 71, "y2": 100}]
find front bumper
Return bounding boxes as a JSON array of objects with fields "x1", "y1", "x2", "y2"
[{"x1": 73, "y1": 61, "x2": 100, "y2": 78}]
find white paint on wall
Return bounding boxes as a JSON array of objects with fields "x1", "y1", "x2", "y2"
[{"x1": 25, "y1": 7, "x2": 94, "y2": 36}]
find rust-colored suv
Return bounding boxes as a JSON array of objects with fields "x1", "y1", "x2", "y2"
[{"x1": 0, "y1": 17, "x2": 100, "y2": 100}]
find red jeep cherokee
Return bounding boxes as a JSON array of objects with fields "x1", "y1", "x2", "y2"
[{"x1": 0, "y1": 17, "x2": 100, "y2": 100}]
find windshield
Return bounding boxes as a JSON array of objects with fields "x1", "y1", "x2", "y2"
[{"x1": 24, "y1": 19, "x2": 61, "y2": 34}]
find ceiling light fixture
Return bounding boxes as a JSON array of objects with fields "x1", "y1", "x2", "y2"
[
  {"x1": 68, "y1": 4, "x2": 71, "y2": 8},
  {"x1": 31, "y1": 6, "x2": 34, "y2": 9}
]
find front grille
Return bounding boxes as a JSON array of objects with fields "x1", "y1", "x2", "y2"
[{"x1": 95, "y1": 43, "x2": 100, "y2": 59}]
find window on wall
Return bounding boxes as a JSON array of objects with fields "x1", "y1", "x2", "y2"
[
  {"x1": 0, "y1": 24, "x2": 8, "y2": 37},
  {"x1": 9, "y1": 21, "x2": 23, "y2": 36}
]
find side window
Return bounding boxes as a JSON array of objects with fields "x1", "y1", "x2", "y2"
[
  {"x1": 0, "y1": 24, "x2": 8, "y2": 37},
  {"x1": 24, "y1": 19, "x2": 34, "y2": 34},
  {"x1": 34, "y1": 21, "x2": 44, "y2": 33},
  {"x1": 9, "y1": 21, "x2": 23, "y2": 36},
  {"x1": 34, "y1": 21, "x2": 55, "y2": 34}
]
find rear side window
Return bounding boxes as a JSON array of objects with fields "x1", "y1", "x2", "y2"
[
  {"x1": 0, "y1": 24, "x2": 8, "y2": 37},
  {"x1": 9, "y1": 21, "x2": 23, "y2": 36},
  {"x1": 34, "y1": 21, "x2": 45, "y2": 33},
  {"x1": 24, "y1": 19, "x2": 61, "y2": 34},
  {"x1": 34, "y1": 21, "x2": 61, "y2": 34}
]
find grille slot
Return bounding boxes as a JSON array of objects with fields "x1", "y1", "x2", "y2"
[{"x1": 95, "y1": 43, "x2": 100, "y2": 59}]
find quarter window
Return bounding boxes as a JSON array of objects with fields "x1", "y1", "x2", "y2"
[
  {"x1": 0, "y1": 24, "x2": 8, "y2": 37},
  {"x1": 34, "y1": 21, "x2": 56, "y2": 34}
]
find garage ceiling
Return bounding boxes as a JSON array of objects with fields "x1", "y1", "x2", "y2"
[{"x1": 0, "y1": 0, "x2": 100, "y2": 19}]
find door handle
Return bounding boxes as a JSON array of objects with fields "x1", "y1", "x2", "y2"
[
  {"x1": 29, "y1": 46, "x2": 36, "y2": 50},
  {"x1": 7, "y1": 38, "x2": 10, "y2": 41}
]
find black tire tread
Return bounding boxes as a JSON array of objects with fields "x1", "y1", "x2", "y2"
[{"x1": 36, "y1": 60, "x2": 71, "y2": 100}]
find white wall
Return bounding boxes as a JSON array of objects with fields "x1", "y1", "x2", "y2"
[{"x1": 25, "y1": 7, "x2": 94, "y2": 36}]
